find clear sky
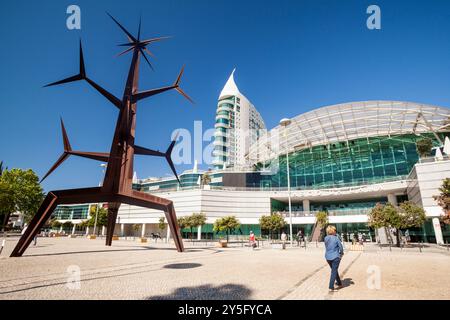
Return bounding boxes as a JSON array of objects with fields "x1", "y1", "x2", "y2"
[{"x1": 2, "y1": 0, "x2": 450, "y2": 192}]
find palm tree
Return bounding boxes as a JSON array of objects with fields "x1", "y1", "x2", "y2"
[{"x1": 0, "y1": 161, "x2": 5, "y2": 176}]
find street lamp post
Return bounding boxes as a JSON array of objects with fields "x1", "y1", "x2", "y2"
[
  {"x1": 93, "y1": 163, "x2": 107, "y2": 236},
  {"x1": 280, "y1": 118, "x2": 293, "y2": 247}
]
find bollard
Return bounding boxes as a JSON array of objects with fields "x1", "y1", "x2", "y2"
[
  {"x1": 419, "y1": 241, "x2": 422, "y2": 253},
  {"x1": 315, "y1": 241, "x2": 318, "y2": 248},
  {"x1": 447, "y1": 240, "x2": 449, "y2": 251},
  {"x1": 0, "y1": 239, "x2": 5, "y2": 255}
]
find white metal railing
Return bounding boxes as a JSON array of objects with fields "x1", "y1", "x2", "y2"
[
  {"x1": 145, "y1": 177, "x2": 410, "y2": 194},
  {"x1": 276, "y1": 208, "x2": 372, "y2": 218},
  {"x1": 418, "y1": 155, "x2": 450, "y2": 164}
]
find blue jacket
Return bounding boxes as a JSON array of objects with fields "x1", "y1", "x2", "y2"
[{"x1": 324, "y1": 235, "x2": 344, "y2": 261}]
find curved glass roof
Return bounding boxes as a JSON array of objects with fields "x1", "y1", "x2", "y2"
[{"x1": 247, "y1": 100, "x2": 450, "y2": 164}]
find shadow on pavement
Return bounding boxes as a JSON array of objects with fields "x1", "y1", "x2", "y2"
[
  {"x1": 164, "y1": 263, "x2": 202, "y2": 269},
  {"x1": 148, "y1": 284, "x2": 253, "y2": 300},
  {"x1": 19, "y1": 247, "x2": 178, "y2": 258},
  {"x1": 341, "y1": 278, "x2": 355, "y2": 288}
]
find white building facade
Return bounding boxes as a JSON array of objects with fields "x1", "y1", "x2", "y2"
[{"x1": 213, "y1": 69, "x2": 266, "y2": 169}]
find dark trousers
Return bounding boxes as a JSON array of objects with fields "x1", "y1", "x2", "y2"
[{"x1": 327, "y1": 258, "x2": 342, "y2": 289}]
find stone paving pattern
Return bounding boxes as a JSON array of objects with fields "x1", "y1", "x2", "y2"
[{"x1": 0, "y1": 237, "x2": 449, "y2": 300}]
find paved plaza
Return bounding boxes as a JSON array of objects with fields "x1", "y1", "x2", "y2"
[{"x1": 0, "y1": 236, "x2": 449, "y2": 300}]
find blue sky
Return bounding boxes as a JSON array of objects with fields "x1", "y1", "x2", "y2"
[{"x1": 2, "y1": 0, "x2": 450, "y2": 192}]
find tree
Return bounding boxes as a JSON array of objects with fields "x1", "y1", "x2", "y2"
[
  {"x1": 315, "y1": 211, "x2": 329, "y2": 241},
  {"x1": 0, "y1": 161, "x2": 6, "y2": 176},
  {"x1": 132, "y1": 224, "x2": 141, "y2": 236},
  {"x1": 0, "y1": 168, "x2": 44, "y2": 228},
  {"x1": 188, "y1": 213, "x2": 207, "y2": 241},
  {"x1": 0, "y1": 180, "x2": 14, "y2": 228},
  {"x1": 398, "y1": 201, "x2": 427, "y2": 229},
  {"x1": 416, "y1": 138, "x2": 433, "y2": 158},
  {"x1": 368, "y1": 202, "x2": 426, "y2": 246},
  {"x1": 158, "y1": 217, "x2": 167, "y2": 233},
  {"x1": 201, "y1": 172, "x2": 211, "y2": 186},
  {"x1": 51, "y1": 220, "x2": 62, "y2": 229},
  {"x1": 177, "y1": 216, "x2": 188, "y2": 238},
  {"x1": 434, "y1": 178, "x2": 450, "y2": 225},
  {"x1": 62, "y1": 221, "x2": 74, "y2": 232},
  {"x1": 368, "y1": 203, "x2": 399, "y2": 245},
  {"x1": 79, "y1": 205, "x2": 108, "y2": 234},
  {"x1": 177, "y1": 216, "x2": 188, "y2": 229},
  {"x1": 88, "y1": 205, "x2": 108, "y2": 228},
  {"x1": 316, "y1": 211, "x2": 329, "y2": 228},
  {"x1": 259, "y1": 214, "x2": 285, "y2": 240},
  {"x1": 213, "y1": 216, "x2": 240, "y2": 241}
]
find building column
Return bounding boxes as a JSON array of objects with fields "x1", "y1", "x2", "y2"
[
  {"x1": 302, "y1": 199, "x2": 310, "y2": 213},
  {"x1": 432, "y1": 218, "x2": 444, "y2": 244},
  {"x1": 101, "y1": 226, "x2": 106, "y2": 236},
  {"x1": 141, "y1": 224, "x2": 146, "y2": 238},
  {"x1": 387, "y1": 194, "x2": 398, "y2": 206},
  {"x1": 166, "y1": 227, "x2": 171, "y2": 243},
  {"x1": 197, "y1": 226, "x2": 202, "y2": 240},
  {"x1": 381, "y1": 194, "x2": 398, "y2": 245},
  {"x1": 120, "y1": 224, "x2": 125, "y2": 237},
  {"x1": 72, "y1": 225, "x2": 76, "y2": 235},
  {"x1": 85, "y1": 226, "x2": 90, "y2": 236}
]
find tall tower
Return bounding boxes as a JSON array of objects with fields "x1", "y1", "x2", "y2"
[{"x1": 213, "y1": 69, "x2": 266, "y2": 169}]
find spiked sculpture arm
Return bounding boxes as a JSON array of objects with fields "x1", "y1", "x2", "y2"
[
  {"x1": 131, "y1": 85, "x2": 177, "y2": 103},
  {"x1": 40, "y1": 118, "x2": 110, "y2": 183},
  {"x1": 45, "y1": 41, "x2": 122, "y2": 110},
  {"x1": 134, "y1": 145, "x2": 165, "y2": 157},
  {"x1": 85, "y1": 78, "x2": 122, "y2": 109},
  {"x1": 68, "y1": 151, "x2": 110, "y2": 162},
  {"x1": 134, "y1": 134, "x2": 181, "y2": 184},
  {"x1": 131, "y1": 66, "x2": 194, "y2": 104}
]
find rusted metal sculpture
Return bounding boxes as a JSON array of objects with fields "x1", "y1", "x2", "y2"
[{"x1": 10, "y1": 14, "x2": 192, "y2": 257}]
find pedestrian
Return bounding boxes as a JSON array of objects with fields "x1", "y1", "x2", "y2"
[
  {"x1": 337, "y1": 232, "x2": 345, "y2": 251},
  {"x1": 21, "y1": 224, "x2": 28, "y2": 236},
  {"x1": 358, "y1": 232, "x2": 363, "y2": 246},
  {"x1": 324, "y1": 225, "x2": 344, "y2": 293},
  {"x1": 249, "y1": 231, "x2": 256, "y2": 249},
  {"x1": 405, "y1": 229, "x2": 410, "y2": 244},
  {"x1": 281, "y1": 231, "x2": 287, "y2": 249},
  {"x1": 296, "y1": 229, "x2": 304, "y2": 247}
]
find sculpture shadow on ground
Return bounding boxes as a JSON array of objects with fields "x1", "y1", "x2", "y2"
[
  {"x1": 163, "y1": 263, "x2": 202, "y2": 269},
  {"x1": 147, "y1": 283, "x2": 253, "y2": 300},
  {"x1": 17, "y1": 246, "x2": 178, "y2": 258}
]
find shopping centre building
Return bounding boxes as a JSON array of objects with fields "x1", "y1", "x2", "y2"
[{"x1": 52, "y1": 72, "x2": 450, "y2": 244}]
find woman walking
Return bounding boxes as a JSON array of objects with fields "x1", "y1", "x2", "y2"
[{"x1": 324, "y1": 225, "x2": 344, "y2": 292}]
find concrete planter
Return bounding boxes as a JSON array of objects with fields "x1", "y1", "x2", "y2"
[
  {"x1": 87, "y1": 235, "x2": 96, "y2": 240},
  {"x1": 218, "y1": 240, "x2": 228, "y2": 248},
  {"x1": 68, "y1": 235, "x2": 77, "y2": 238}
]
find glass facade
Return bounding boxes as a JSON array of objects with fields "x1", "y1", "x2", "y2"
[
  {"x1": 53, "y1": 205, "x2": 90, "y2": 220},
  {"x1": 213, "y1": 97, "x2": 237, "y2": 167},
  {"x1": 257, "y1": 134, "x2": 443, "y2": 189},
  {"x1": 138, "y1": 172, "x2": 224, "y2": 192},
  {"x1": 184, "y1": 223, "x2": 262, "y2": 240}
]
